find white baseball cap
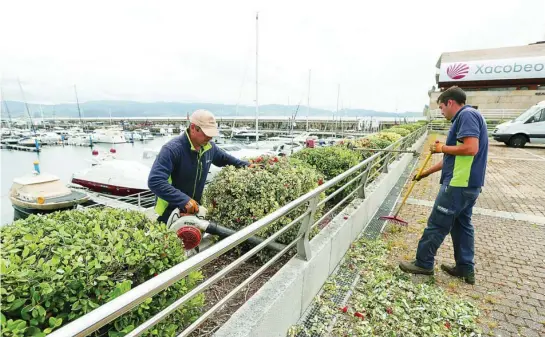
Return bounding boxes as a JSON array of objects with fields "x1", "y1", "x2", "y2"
[{"x1": 189, "y1": 109, "x2": 219, "y2": 137}]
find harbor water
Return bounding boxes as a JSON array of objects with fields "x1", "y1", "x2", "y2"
[
  {"x1": 0, "y1": 135, "x2": 292, "y2": 226},
  {"x1": 0, "y1": 137, "x2": 175, "y2": 226}
]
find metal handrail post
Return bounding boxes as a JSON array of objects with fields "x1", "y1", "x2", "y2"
[
  {"x1": 382, "y1": 152, "x2": 391, "y2": 173},
  {"x1": 296, "y1": 196, "x2": 319, "y2": 260},
  {"x1": 357, "y1": 164, "x2": 370, "y2": 199}
]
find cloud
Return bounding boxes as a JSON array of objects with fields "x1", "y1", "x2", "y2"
[{"x1": 1, "y1": 0, "x2": 543, "y2": 112}]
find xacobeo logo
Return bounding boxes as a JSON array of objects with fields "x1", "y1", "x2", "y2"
[{"x1": 446, "y1": 63, "x2": 469, "y2": 80}]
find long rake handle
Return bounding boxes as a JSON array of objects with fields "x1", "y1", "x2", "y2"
[{"x1": 393, "y1": 151, "x2": 434, "y2": 217}]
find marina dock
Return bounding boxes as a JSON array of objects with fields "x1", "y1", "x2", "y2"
[{"x1": 0, "y1": 144, "x2": 40, "y2": 152}]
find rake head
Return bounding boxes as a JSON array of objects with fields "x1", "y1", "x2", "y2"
[{"x1": 379, "y1": 215, "x2": 408, "y2": 226}]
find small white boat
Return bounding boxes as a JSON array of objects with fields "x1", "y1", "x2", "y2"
[
  {"x1": 93, "y1": 126, "x2": 126, "y2": 144},
  {"x1": 67, "y1": 133, "x2": 94, "y2": 146},
  {"x1": 38, "y1": 132, "x2": 63, "y2": 145},
  {"x1": 131, "y1": 130, "x2": 143, "y2": 141},
  {"x1": 10, "y1": 172, "x2": 89, "y2": 220},
  {"x1": 232, "y1": 131, "x2": 263, "y2": 140},
  {"x1": 72, "y1": 156, "x2": 150, "y2": 196},
  {"x1": 123, "y1": 131, "x2": 137, "y2": 142},
  {"x1": 159, "y1": 127, "x2": 173, "y2": 136},
  {"x1": 135, "y1": 129, "x2": 154, "y2": 141},
  {"x1": 1, "y1": 136, "x2": 20, "y2": 144},
  {"x1": 17, "y1": 136, "x2": 40, "y2": 147}
]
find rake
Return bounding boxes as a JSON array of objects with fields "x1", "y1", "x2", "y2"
[{"x1": 380, "y1": 148, "x2": 434, "y2": 226}]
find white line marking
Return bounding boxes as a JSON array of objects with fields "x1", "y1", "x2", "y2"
[
  {"x1": 488, "y1": 156, "x2": 545, "y2": 162},
  {"x1": 406, "y1": 198, "x2": 545, "y2": 225},
  {"x1": 517, "y1": 148, "x2": 545, "y2": 160}
]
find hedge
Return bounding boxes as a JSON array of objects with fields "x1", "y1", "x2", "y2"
[
  {"x1": 292, "y1": 147, "x2": 361, "y2": 181},
  {"x1": 374, "y1": 132, "x2": 402, "y2": 143},
  {"x1": 0, "y1": 209, "x2": 203, "y2": 337},
  {"x1": 203, "y1": 155, "x2": 324, "y2": 246},
  {"x1": 384, "y1": 127, "x2": 410, "y2": 137}
]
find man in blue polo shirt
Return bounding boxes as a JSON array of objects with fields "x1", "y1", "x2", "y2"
[{"x1": 399, "y1": 86, "x2": 488, "y2": 284}]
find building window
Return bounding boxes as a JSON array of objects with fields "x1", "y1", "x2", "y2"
[{"x1": 519, "y1": 87, "x2": 529, "y2": 90}]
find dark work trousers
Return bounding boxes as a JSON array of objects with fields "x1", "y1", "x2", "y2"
[{"x1": 415, "y1": 184, "x2": 481, "y2": 273}]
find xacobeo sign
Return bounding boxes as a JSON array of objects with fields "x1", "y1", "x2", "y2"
[{"x1": 439, "y1": 56, "x2": 545, "y2": 82}]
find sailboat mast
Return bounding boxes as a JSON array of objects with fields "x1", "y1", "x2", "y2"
[
  {"x1": 74, "y1": 85, "x2": 84, "y2": 131},
  {"x1": 0, "y1": 87, "x2": 11, "y2": 130},
  {"x1": 17, "y1": 79, "x2": 36, "y2": 135},
  {"x1": 307, "y1": 69, "x2": 311, "y2": 131},
  {"x1": 255, "y1": 12, "x2": 259, "y2": 147},
  {"x1": 336, "y1": 84, "x2": 340, "y2": 138}
]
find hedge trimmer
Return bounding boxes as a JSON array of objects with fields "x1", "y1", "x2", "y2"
[{"x1": 166, "y1": 207, "x2": 286, "y2": 252}]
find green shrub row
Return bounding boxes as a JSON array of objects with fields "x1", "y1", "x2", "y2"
[{"x1": 1, "y1": 209, "x2": 204, "y2": 337}]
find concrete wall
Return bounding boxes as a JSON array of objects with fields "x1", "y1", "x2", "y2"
[
  {"x1": 429, "y1": 90, "x2": 545, "y2": 111},
  {"x1": 214, "y1": 132, "x2": 428, "y2": 337}
]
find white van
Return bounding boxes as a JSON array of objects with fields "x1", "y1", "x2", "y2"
[{"x1": 492, "y1": 100, "x2": 545, "y2": 147}]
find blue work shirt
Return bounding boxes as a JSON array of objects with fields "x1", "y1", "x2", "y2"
[{"x1": 440, "y1": 105, "x2": 488, "y2": 188}]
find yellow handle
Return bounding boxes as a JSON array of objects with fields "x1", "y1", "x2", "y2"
[{"x1": 394, "y1": 151, "x2": 433, "y2": 217}]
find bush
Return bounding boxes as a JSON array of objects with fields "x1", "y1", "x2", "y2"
[
  {"x1": 0, "y1": 209, "x2": 204, "y2": 337},
  {"x1": 374, "y1": 132, "x2": 402, "y2": 143},
  {"x1": 203, "y1": 155, "x2": 324, "y2": 245},
  {"x1": 384, "y1": 127, "x2": 410, "y2": 137},
  {"x1": 396, "y1": 124, "x2": 418, "y2": 131},
  {"x1": 292, "y1": 146, "x2": 363, "y2": 204},
  {"x1": 292, "y1": 146, "x2": 361, "y2": 181}
]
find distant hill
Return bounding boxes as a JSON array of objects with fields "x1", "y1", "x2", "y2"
[{"x1": 1, "y1": 100, "x2": 423, "y2": 119}]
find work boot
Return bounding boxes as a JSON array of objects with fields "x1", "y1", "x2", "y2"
[
  {"x1": 441, "y1": 264, "x2": 475, "y2": 285},
  {"x1": 399, "y1": 260, "x2": 434, "y2": 275}
]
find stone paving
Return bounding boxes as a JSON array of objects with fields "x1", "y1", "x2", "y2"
[
  {"x1": 390, "y1": 135, "x2": 545, "y2": 337},
  {"x1": 410, "y1": 138, "x2": 545, "y2": 218}
]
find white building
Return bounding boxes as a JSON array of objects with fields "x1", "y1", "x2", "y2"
[{"x1": 429, "y1": 42, "x2": 545, "y2": 116}]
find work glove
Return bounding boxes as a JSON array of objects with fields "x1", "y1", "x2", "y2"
[
  {"x1": 412, "y1": 173, "x2": 427, "y2": 181},
  {"x1": 184, "y1": 199, "x2": 199, "y2": 214},
  {"x1": 429, "y1": 140, "x2": 444, "y2": 154}
]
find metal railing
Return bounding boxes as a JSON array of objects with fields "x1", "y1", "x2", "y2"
[
  {"x1": 49, "y1": 126, "x2": 426, "y2": 337},
  {"x1": 84, "y1": 190, "x2": 156, "y2": 210}
]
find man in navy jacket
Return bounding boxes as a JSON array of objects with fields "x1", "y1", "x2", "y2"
[{"x1": 148, "y1": 109, "x2": 250, "y2": 223}]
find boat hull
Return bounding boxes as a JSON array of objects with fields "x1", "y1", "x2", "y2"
[
  {"x1": 11, "y1": 191, "x2": 90, "y2": 221},
  {"x1": 71, "y1": 178, "x2": 148, "y2": 196}
]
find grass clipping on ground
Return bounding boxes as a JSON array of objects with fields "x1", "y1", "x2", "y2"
[{"x1": 289, "y1": 238, "x2": 480, "y2": 337}]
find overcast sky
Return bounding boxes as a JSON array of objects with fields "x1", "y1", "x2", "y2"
[{"x1": 1, "y1": 0, "x2": 544, "y2": 112}]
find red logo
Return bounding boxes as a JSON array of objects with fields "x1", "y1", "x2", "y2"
[{"x1": 446, "y1": 63, "x2": 469, "y2": 80}]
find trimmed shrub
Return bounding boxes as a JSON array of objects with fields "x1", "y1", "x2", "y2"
[
  {"x1": 384, "y1": 127, "x2": 410, "y2": 137},
  {"x1": 0, "y1": 209, "x2": 204, "y2": 337},
  {"x1": 292, "y1": 147, "x2": 361, "y2": 181},
  {"x1": 203, "y1": 155, "x2": 324, "y2": 245},
  {"x1": 292, "y1": 146, "x2": 363, "y2": 204},
  {"x1": 395, "y1": 124, "x2": 419, "y2": 131},
  {"x1": 374, "y1": 132, "x2": 402, "y2": 143}
]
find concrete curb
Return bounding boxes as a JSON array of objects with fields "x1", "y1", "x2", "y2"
[{"x1": 214, "y1": 132, "x2": 428, "y2": 337}]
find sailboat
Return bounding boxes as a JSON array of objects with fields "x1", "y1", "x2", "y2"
[{"x1": 1, "y1": 93, "x2": 21, "y2": 144}]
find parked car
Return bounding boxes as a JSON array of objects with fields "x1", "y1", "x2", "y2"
[{"x1": 493, "y1": 100, "x2": 545, "y2": 147}]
